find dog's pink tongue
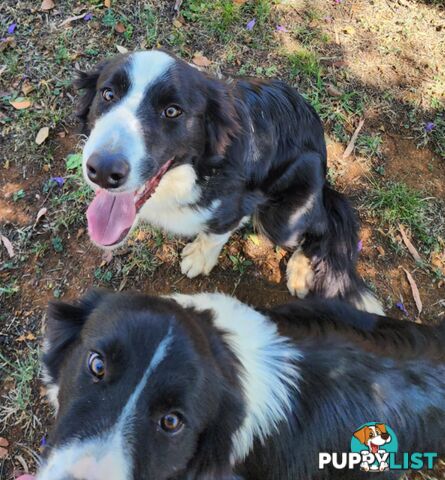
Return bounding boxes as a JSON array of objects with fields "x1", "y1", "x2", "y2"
[{"x1": 87, "y1": 190, "x2": 136, "y2": 246}]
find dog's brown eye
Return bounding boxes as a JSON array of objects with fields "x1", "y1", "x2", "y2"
[
  {"x1": 160, "y1": 413, "x2": 184, "y2": 434},
  {"x1": 369, "y1": 432, "x2": 374, "y2": 438},
  {"x1": 163, "y1": 105, "x2": 182, "y2": 119},
  {"x1": 102, "y1": 88, "x2": 114, "y2": 102},
  {"x1": 88, "y1": 352, "x2": 105, "y2": 379}
]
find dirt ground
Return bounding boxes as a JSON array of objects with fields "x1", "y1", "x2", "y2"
[{"x1": 1, "y1": 0, "x2": 444, "y2": 478}]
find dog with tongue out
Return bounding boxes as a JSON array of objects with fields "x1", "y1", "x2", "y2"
[{"x1": 76, "y1": 49, "x2": 384, "y2": 313}]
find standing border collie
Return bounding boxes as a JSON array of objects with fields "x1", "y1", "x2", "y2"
[
  {"x1": 39, "y1": 290, "x2": 444, "y2": 480},
  {"x1": 76, "y1": 50, "x2": 382, "y2": 313}
]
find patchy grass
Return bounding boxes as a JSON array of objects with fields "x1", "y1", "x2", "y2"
[
  {"x1": 366, "y1": 182, "x2": 444, "y2": 253},
  {"x1": 0, "y1": 349, "x2": 41, "y2": 435},
  {"x1": 356, "y1": 133, "x2": 383, "y2": 159}
]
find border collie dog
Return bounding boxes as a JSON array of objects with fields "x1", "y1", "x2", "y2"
[
  {"x1": 39, "y1": 290, "x2": 444, "y2": 480},
  {"x1": 76, "y1": 50, "x2": 382, "y2": 314}
]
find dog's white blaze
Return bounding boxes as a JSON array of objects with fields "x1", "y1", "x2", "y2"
[
  {"x1": 170, "y1": 293, "x2": 302, "y2": 463},
  {"x1": 82, "y1": 51, "x2": 174, "y2": 192},
  {"x1": 37, "y1": 328, "x2": 174, "y2": 480}
]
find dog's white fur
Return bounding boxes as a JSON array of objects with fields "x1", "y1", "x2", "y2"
[
  {"x1": 38, "y1": 328, "x2": 174, "y2": 480},
  {"x1": 170, "y1": 292, "x2": 302, "y2": 462},
  {"x1": 180, "y1": 231, "x2": 232, "y2": 278},
  {"x1": 139, "y1": 164, "x2": 220, "y2": 238},
  {"x1": 286, "y1": 248, "x2": 314, "y2": 299},
  {"x1": 82, "y1": 51, "x2": 174, "y2": 193},
  {"x1": 354, "y1": 291, "x2": 385, "y2": 316}
]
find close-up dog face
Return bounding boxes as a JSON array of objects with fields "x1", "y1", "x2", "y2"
[
  {"x1": 39, "y1": 291, "x2": 244, "y2": 480},
  {"x1": 76, "y1": 50, "x2": 239, "y2": 248}
]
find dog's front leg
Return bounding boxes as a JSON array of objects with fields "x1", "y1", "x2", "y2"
[{"x1": 180, "y1": 231, "x2": 232, "y2": 278}]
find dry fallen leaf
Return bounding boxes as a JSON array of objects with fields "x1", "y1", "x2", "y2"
[
  {"x1": 10, "y1": 98, "x2": 32, "y2": 110},
  {"x1": 116, "y1": 45, "x2": 129, "y2": 54},
  {"x1": 376, "y1": 245, "x2": 385, "y2": 256},
  {"x1": 35, "y1": 126, "x2": 50, "y2": 145},
  {"x1": 1, "y1": 235, "x2": 15, "y2": 258},
  {"x1": 17, "y1": 332, "x2": 37, "y2": 342},
  {"x1": 399, "y1": 225, "x2": 421, "y2": 263},
  {"x1": 326, "y1": 84, "x2": 342, "y2": 97},
  {"x1": 0, "y1": 438, "x2": 9, "y2": 448},
  {"x1": 233, "y1": 0, "x2": 248, "y2": 4},
  {"x1": 22, "y1": 81, "x2": 35, "y2": 95},
  {"x1": 41, "y1": 0, "x2": 55, "y2": 11},
  {"x1": 173, "y1": 19, "x2": 182, "y2": 28},
  {"x1": 104, "y1": 0, "x2": 111, "y2": 6},
  {"x1": 192, "y1": 53, "x2": 211, "y2": 67},
  {"x1": 431, "y1": 251, "x2": 445, "y2": 275},
  {"x1": 115, "y1": 22, "x2": 126, "y2": 33},
  {"x1": 403, "y1": 268, "x2": 422, "y2": 316},
  {"x1": 0, "y1": 447, "x2": 8, "y2": 459},
  {"x1": 35, "y1": 207, "x2": 48, "y2": 226}
]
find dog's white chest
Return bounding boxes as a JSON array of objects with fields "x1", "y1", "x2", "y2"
[{"x1": 138, "y1": 164, "x2": 214, "y2": 237}]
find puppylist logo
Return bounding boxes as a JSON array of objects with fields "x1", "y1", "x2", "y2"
[{"x1": 319, "y1": 422, "x2": 438, "y2": 473}]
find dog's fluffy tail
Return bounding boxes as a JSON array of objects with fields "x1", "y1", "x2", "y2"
[{"x1": 303, "y1": 185, "x2": 384, "y2": 315}]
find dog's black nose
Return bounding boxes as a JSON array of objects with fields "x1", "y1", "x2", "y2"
[
  {"x1": 381, "y1": 432, "x2": 389, "y2": 440},
  {"x1": 86, "y1": 152, "x2": 130, "y2": 189}
]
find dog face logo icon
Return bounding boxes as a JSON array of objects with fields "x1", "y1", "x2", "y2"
[{"x1": 351, "y1": 423, "x2": 398, "y2": 472}]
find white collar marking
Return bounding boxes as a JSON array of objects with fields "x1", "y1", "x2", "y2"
[{"x1": 170, "y1": 293, "x2": 302, "y2": 463}]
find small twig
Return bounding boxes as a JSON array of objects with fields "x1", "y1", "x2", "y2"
[
  {"x1": 173, "y1": 0, "x2": 183, "y2": 14},
  {"x1": 343, "y1": 119, "x2": 365, "y2": 158},
  {"x1": 59, "y1": 11, "x2": 88, "y2": 27}
]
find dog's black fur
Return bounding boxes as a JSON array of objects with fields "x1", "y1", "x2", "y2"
[
  {"x1": 75, "y1": 51, "x2": 378, "y2": 308},
  {"x1": 40, "y1": 290, "x2": 445, "y2": 480}
]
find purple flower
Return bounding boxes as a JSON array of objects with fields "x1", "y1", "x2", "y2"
[
  {"x1": 276, "y1": 25, "x2": 288, "y2": 32},
  {"x1": 424, "y1": 122, "x2": 436, "y2": 133},
  {"x1": 396, "y1": 302, "x2": 408, "y2": 316},
  {"x1": 246, "y1": 18, "x2": 256, "y2": 31},
  {"x1": 40, "y1": 436, "x2": 47, "y2": 447},
  {"x1": 84, "y1": 12, "x2": 93, "y2": 21},
  {"x1": 357, "y1": 240, "x2": 363, "y2": 252},
  {"x1": 7, "y1": 23, "x2": 17, "y2": 34},
  {"x1": 50, "y1": 176, "x2": 65, "y2": 187},
  {"x1": 335, "y1": 0, "x2": 342, "y2": 3}
]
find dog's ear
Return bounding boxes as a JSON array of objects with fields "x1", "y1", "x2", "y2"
[
  {"x1": 73, "y1": 61, "x2": 109, "y2": 127},
  {"x1": 43, "y1": 289, "x2": 107, "y2": 381},
  {"x1": 204, "y1": 78, "x2": 240, "y2": 157},
  {"x1": 187, "y1": 385, "x2": 244, "y2": 480},
  {"x1": 375, "y1": 423, "x2": 387, "y2": 434},
  {"x1": 353, "y1": 426, "x2": 369, "y2": 445}
]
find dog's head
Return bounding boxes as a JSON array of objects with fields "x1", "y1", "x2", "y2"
[
  {"x1": 75, "y1": 50, "x2": 239, "y2": 248},
  {"x1": 39, "y1": 290, "x2": 244, "y2": 480},
  {"x1": 353, "y1": 423, "x2": 391, "y2": 453}
]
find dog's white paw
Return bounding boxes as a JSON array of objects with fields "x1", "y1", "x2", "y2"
[
  {"x1": 379, "y1": 462, "x2": 389, "y2": 472},
  {"x1": 286, "y1": 249, "x2": 314, "y2": 298},
  {"x1": 360, "y1": 462, "x2": 370, "y2": 472},
  {"x1": 180, "y1": 234, "x2": 226, "y2": 278}
]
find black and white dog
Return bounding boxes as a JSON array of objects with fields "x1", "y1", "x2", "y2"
[
  {"x1": 39, "y1": 290, "x2": 444, "y2": 480},
  {"x1": 76, "y1": 50, "x2": 382, "y2": 314}
]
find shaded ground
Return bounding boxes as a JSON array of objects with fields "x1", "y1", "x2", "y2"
[{"x1": 1, "y1": 0, "x2": 444, "y2": 478}]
